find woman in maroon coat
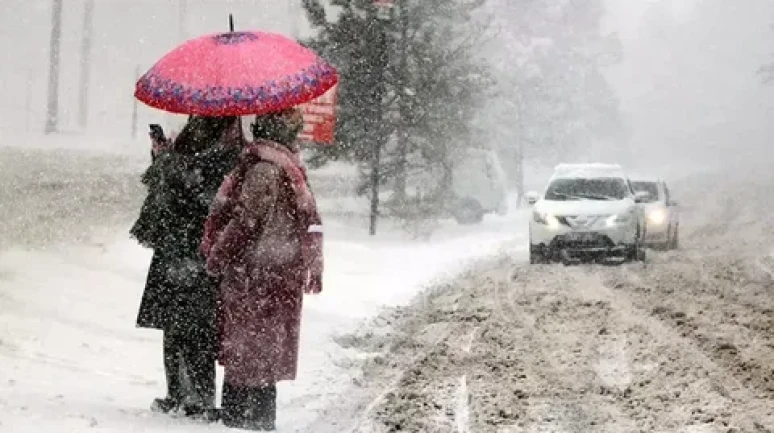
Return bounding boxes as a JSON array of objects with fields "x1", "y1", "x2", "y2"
[{"x1": 200, "y1": 108, "x2": 323, "y2": 431}]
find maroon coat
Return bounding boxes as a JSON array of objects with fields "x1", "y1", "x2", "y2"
[{"x1": 201, "y1": 141, "x2": 322, "y2": 388}]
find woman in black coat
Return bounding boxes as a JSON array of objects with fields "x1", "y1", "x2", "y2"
[{"x1": 131, "y1": 116, "x2": 242, "y2": 419}]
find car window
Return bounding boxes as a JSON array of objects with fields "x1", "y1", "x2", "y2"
[
  {"x1": 631, "y1": 181, "x2": 660, "y2": 203},
  {"x1": 544, "y1": 177, "x2": 629, "y2": 201}
]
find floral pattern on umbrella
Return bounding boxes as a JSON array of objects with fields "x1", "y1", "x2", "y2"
[{"x1": 134, "y1": 31, "x2": 339, "y2": 116}]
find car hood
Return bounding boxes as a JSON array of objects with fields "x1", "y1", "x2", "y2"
[{"x1": 535, "y1": 199, "x2": 634, "y2": 216}]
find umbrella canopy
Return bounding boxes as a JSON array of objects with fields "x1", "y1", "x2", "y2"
[{"x1": 135, "y1": 31, "x2": 338, "y2": 116}]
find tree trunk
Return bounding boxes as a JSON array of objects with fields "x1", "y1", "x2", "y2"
[
  {"x1": 369, "y1": 14, "x2": 390, "y2": 236},
  {"x1": 78, "y1": 0, "x2": 95, "y2": 129},
  {"x1": 45, "y1": 0, "x2": 63, "y2": 134},
  {"x1": 25, "y1": 67, "x2": 32, "y2": 132},
  {"x1": 393, "y1": 0, "x2": 410, "y2": 201},
  {"x1": 515, "y1": 141, "x2": 525, "y2": 207}
]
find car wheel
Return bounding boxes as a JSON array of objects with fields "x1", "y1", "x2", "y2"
[
  {"x1": 529, "y1": 241, "x2": 545, "y2": 264},
  {"x1": 658, "y1": 228, "x2": 672, "y2": 251},
  {"x1": 637, "y1": 243, "x2": 647, "y2": 261},
  {"x1": 626, "y1": 227, "x2": 646, "y2": 262},
  {"x1": 453, "y1": 198, "x2": 484, "y2": 225},
  {"x1": 670, "y1": 225, "x2": 680, "y2": 250},
  {"x1": 626, "y1": 243, "x2": 644, "y2": 262},
  {"x1": 529, "y1": 249, "x2": 540, "y2": 264}
]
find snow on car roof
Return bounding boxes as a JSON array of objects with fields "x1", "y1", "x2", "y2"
[{"x1": 552, "y1": 163, "x2": 626, "y2": 179}]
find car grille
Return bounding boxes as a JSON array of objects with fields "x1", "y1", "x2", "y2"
[
  {"x1": 557, "y1": 215, "x2": 610, "y2": 229},
  {"x1": 552, "y1": 233, "x2": 614, "y2": 249}
]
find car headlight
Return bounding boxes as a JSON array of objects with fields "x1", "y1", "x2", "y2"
[
  {"x1": 648, "y1": 208, "x2": 667, "y2": 225},
  {"x1": 533, "y1": 211, "x2": 561, "y2": 230},
  {"x1": 606, "y1": 214, "x2": 631, "y2": 227}
]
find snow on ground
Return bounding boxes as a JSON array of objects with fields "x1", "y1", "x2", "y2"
[
  {"x1": 0, "y1": 188, "x2": 528, "y2": 432},
  {"x1": 326, "y1": 168, "x2": 774, "y2": 433}
]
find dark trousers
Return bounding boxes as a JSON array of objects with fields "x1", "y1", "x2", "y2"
[
  {"x1": 163, "y1": 324, "x2": 216, "y2": 409},
  {"x1": 222, "y1": 380, "x2": 277, "y2": 431}
]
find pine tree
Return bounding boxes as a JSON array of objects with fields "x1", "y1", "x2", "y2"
[{"x1": 301, "y1": 0, "x2": 494, "y2": 233}]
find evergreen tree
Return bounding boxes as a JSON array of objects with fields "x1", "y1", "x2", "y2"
[{"x1": 301, "y1": 0, "x2": 494, "y2": 214}]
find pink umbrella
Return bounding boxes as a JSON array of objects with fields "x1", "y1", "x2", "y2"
[{"x1": 135, "y1": 25, "x2": 338, "y2": 116}]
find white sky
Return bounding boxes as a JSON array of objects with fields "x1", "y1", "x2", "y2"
[
  {"x1": 603, "y1": 0, "x2": 774, "y2": 172},
  {"x1": 1, "y1": 0, "x2": 773, "y2": 175}
]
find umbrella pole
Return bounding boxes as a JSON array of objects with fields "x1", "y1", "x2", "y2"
[{"x1": 229, "y1": 14, "x2": 234, "y2": 32}]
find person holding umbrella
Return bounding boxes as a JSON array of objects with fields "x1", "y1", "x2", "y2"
[
  {"x1": 133, "y1": 18, "x2": 336, "y2": 430},
  {"x1": 131, "y1": 115, "x2": 243, "y2": 419}
]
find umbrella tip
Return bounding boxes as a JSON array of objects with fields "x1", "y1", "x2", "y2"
[{"x1": 229, "y1": 14, "x2": 234, "y2": 32}]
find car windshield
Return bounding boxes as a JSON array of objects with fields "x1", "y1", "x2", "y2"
[
  {"x1": 544, "y1": 177, "x2": 628, "y2": 201},
  {"x1": 631, "y1": 181, "x2": 660, "y2": 203}
]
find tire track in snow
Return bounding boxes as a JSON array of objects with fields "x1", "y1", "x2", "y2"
[
  {"x1": 580, "y1": 265, "x2": 774, "y2": 431},
  {"x1": 593, "y1": 332, "x2": 632, "y2": 393},
  {"x1": 453, "y1": 327, "x2": 477, "y2": 433},
  {"x1": 490, "y1": 266, "x2": 633, "y2": 433},
  {"x1": 341, "y1": 323, "x2": 459, "y2": 433},
  {"x1": 755, "y1": 250, "x2": 774, "y2": 281}
]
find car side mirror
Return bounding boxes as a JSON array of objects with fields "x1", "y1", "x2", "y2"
[
  {"x1": 525, "y1": 191, "x2": 540, "y2": 206},
  {"x1": 634, "y1": 191, "x2": 649, "y2": 203},
  {"x1": 668, "y1": 199, "x2": 679, "y2": 207}
]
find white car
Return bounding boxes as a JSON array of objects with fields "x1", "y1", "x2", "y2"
[
  {"x1": 631, "y1": 178, "x2": 680, "y2": 250},
  {"x1": 526, "y1": 164, "x2": 649, "y2": 264}
]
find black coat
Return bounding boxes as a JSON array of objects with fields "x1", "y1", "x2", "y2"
[
  {"x1": 136, "y1": 251, "x2": 217, "y2": 331},
  {"x1": 132, "y1": 144, "x2": 239, "y2": 332}
]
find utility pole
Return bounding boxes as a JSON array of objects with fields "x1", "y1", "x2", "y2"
[
  {"x1": 78, "y1": 0, "x2": 95, "y2": 129},
  {"x1": 368, "y1": 1, "x2": 393, "y2": 236},
  {"x1": 45, "y1": 0, "x2": 63, "y2": 134}
]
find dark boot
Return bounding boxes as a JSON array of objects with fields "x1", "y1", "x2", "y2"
[
  {"x1": 152, "y1": 330, "x2": 185, "y2": 413},
  {"x1": 221, "y1": 382, "x2": 247, "y2": 428},
  {"x1": 151, "y1": 397, "x2": 180, "y2": 414},
  {"x1": 252, "y1": 385, "x2": 276, "y2": 431},
  {"x1": 179, "y1": 321, "x2": 218, "y2": 421},
  {"x1": 222, "y1": 382, "x2": 276, "y2": 431}
]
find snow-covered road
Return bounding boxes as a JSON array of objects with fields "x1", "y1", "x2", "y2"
[
  {"x1": 329, "y1": 164, "x2": 774, "y2": 432},
  {"x1": 0, "y1": 145, "x2": 527, "y2": 432}
]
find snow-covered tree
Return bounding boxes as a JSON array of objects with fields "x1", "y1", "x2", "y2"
[{"x1": 302, "y1": 0, "x2": 494, "y2": 231}]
